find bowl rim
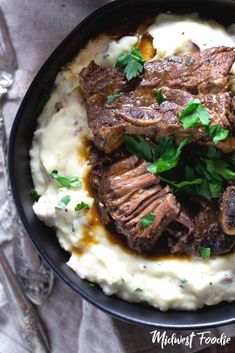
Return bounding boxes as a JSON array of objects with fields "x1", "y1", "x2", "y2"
[{"x1": 8, "y1": 0, "x2": 235, "y2": 329}]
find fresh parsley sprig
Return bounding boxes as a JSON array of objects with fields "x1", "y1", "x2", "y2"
[
  {"x1": 124, "y1": 130, "x2": 235, "y2": 200},
  {"x1": 75, "y1": 201, "x2": 89, "y2": 212},
  {"x1": 147, "y1": 137, "x2": 191, "y2": 174},
  {"x1": 115, "y1": 47, "x2": 144, "y2": 81},
  {"x1": 140, "y1": 213, "x2": 155, "y2": 228},
  {"x1": 205, "y1": 124, "x2": 229, "y2": 144},
  {"x1": 55, "y1": 195, "x2": 71, "y2": 211},
  {"x1": 107, "y1": 92, "x2": 122, "y2": 102},
  {"x1": 178, "y1": 99, "x2": 229, "y2": 144},
  {"x1": 155, "y1": 88, "x2": 166, "y2": 105},
  {"x1": 199, "y1": 246, "x2": 211, "y2": 259},
  {"x1": 124, "y1": 135, "x2": 153, "y2": 161},
  {"x1": 30, "y1": 188, "x2": 40, "y2": 201},
  {"x1": 50, "y1": 170, "x2": 82, "y2": 189}
]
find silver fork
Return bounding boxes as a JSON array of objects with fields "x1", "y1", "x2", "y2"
[
  {"x1": 0, "y1": 6, "x2": 54, "y2": 306},
  {"x1": 0, "y1": 7, "x2": 52, "y2": 352}
]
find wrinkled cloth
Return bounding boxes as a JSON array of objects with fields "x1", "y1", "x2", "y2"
[{"x1": 0, "y1": 1, "x2": 235, "y2": 352}]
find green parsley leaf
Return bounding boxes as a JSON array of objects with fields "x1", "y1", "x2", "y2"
[
  {"x1": 195, "y1": 180, "x2": 216, "y2": 200},
  {"x1": 115, "y1": 47, "x2": 144, "y2": 81},
  {"x1": 124, "y1": 135, "x2": 153, "y2": 161},
  {"x1": 195, "y1": 104, "x2": 212, "y2": 125},
  {"x1": 205, "y1": 124, "x2": 229, "y2": 144},
  {"x1": 209, "y1": 183, "x2": 223, "y2": 198},
  {"x1": 107, "y1": 92, "x2": 122, "y2": 102},
  {"x1": 179, "y1": 100, "x2": 229, "y2": 144},
  {"x1": 140, "y1": 213, "x2": 155, "y2": 228},
  {"x1": 225, "y1": 152, "x2": 235, "y2": 168},
  {"x1": 75, "y1": 201, "x2": 89, "y2": 212},
  {"x1": 142, "y1": 300, "x2": 150, "y2": 306},
  {"x1": 205, "y1": 159, "x2": 235, "y2": 181},
  {"x1": 148, "y1": 137, "x2": 191, "y2": 174},
  {"x1": 160, "y1": 177, "x2": 203, "y2": 189},
  {"x1": 178, "y1": 99, "x2": 212, "y2": 129},
  {"x1": 30, "y1": 188, "x2": 40, "y2": 201},
  {"x1": 205, "y1": 146, "x2": 221, "y2": 159},
  {"x1": 155, "y1": 88, "x2": 166, "y2": 104},
  {"x1": 180, "y1": 278, "x2": 187, "y2": 284},
  {"x1": 135, "y1": 288, "x2": 143, "y2": 292},
  {"x1": 199, "y1": 246, "x2": 211, "y2": 259},
  {"x1": 50, "y1": 170, "x2": 82, "y2": 188},
  {"x1": 88, "y1": 281, "x2": 97, "y2": 287},
  {"x1": 55, "y1": 195, "x2": 71, "y2": 211},
  {"x1": 185, "y1": 165, "x2": 196, "y2": 180}
]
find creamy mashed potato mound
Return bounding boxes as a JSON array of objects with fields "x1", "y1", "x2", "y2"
[{"x1": 30, "y1": 14, "x2": 235, "y2": 311}]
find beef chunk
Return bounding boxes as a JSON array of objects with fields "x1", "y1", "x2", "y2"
[
  {"x1": 96, "y1": 155, "x2": 180, "y2": 252},
  {"x1": 219, "y1": 185, "x2": 235, "y2": 235},
  {"x1": 141, "y1": 47, "x2": 235, "y2": 93},
  {"x1": 171, "y1": 202, "x2": 235, "y2": 256},
  {"x1": 80, "y1": 47, "x2": 235, "y2": 153},
  {"x1": 80, "y1": 61, "x2": 127, "y2": 99}
]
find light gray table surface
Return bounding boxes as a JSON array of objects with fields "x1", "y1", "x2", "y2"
[{"x1": 0, "y1": 1, "x2": 234, "y2": 353}]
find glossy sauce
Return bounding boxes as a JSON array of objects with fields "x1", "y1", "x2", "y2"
[{"x1": 75, "y1": 137, "x2": 191, "y2": 261}]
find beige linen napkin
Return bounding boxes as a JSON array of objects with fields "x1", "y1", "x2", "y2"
[{"x1": 0, "y1": 1, "x2": 235, "y2": 352}]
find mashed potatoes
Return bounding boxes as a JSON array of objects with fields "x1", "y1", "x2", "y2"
[{"x1": 30, "y1": 14, "x2": 235, "y2": 311}]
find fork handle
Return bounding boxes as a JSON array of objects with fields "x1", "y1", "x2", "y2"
[
  {"x1": 0, "y1": 108, "x2": 12, "y2": 203},
  {"x1": 0, "y1": 101, "x2": 54, "y2": 305},
  {"x1": 0, "y1": 247, "x2": 50, "y2": 352}
]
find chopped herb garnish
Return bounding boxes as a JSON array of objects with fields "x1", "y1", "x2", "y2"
[
  {"x1": 124, "y1": 135, "x2": 153, "y2": 161},
  {"x1": 115, "y1": 47, "x2": 144, "y2": 81},
  {"x1": 209, "y1": 282, "x2": 213, "y2": 285},
  {"x1": 50, "y1": 170, "x2": 82, "y2": 188},
  {"x1": 147, "y1": 136, "x2": 191, "y2": 174},
  {"x1": 107, "y1": 92, "x2": 122, "y2": 102},
  {"x1": 142, "y1": 300, "x2": 150, "y2": 306},
  {"x1": 55, "y1": 195, "x2": 71, "y2": 211},
  {"x1": 88, "y1": 281, "x2": 97, "y2": 287},
  {"x1": 178, "y1": 99, "x2": 212, "y2": 129},
  {"x1": 135, "y1": 288, "x2": 143, "y2": 292},
  {"x1": 180, "y1": 278, "x2": 187, "y2": 284},
  {"x1": 205, "y1": 124, "x2": 229, "y2": 144},
  {"x1": 155, "y1": 88, "x2": 166, "y2": 104},
  {"x1": 74, "y1": 201, "x2": 89, "y2": 212},
  {"x1": 72, "y1": 224, "x2": 76, "y2": 233},
  {"x1": 123, "y1": 132, "x2": 235, "y2": 200},
  {"x1": 30, "y1": 188, "x2": 40, "y2": 201},
  {"x1": 140, "y1": 213, "x2": 155, "y2": 228},
  {"x1": 179, "y1": 99, "x2": 229, "y2": 143},
  {"x1": 159, "y1": 176, "x2": 203, "y2": 189},
  {"x1": 199, "y1": 246, "x2": 211, "y2": 259},
  {"x1": 120, "y1": 278, "x2": 125, "y2": 284}
]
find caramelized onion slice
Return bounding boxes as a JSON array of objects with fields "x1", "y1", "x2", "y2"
[{"x1": 138, "y1": 33, "x2": 156, "y2": 61}]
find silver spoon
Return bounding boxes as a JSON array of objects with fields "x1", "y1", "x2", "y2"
[{"x1": 0, "y1": 6, "x2": 54, "y2": 306}]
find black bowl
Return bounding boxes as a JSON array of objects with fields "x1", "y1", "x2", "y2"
[{"x1": 9, "y1": 0, "x2": 235, "y2": 329}]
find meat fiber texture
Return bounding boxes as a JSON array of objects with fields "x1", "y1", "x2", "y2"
[
  {"x1": 82, "y1": 46, "x2": 235, "y2": 255},
  {"x1": 80, "y1": 46, "x2": 235, "y2": 153}
]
